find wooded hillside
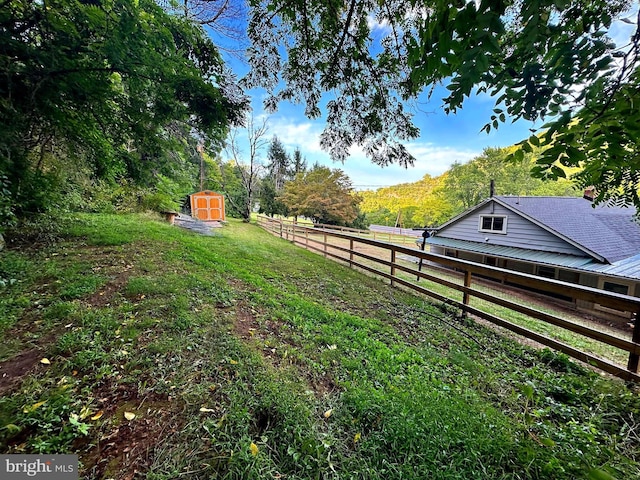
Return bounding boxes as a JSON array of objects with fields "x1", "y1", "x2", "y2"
[{"x1": 360, "y1": 147, "x2": 580, "y2": 228}]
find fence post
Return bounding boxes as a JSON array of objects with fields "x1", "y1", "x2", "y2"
[
  {"x1": 462, "y1": 270, "x2": 472, "y2": 316},
  {"x1": 279, "y1": 219, "x2": 283, "y2": 238},
  {"x1": 349, "y1": 239, "x2": 354, "y2": 268},
  {"x1": 323, "y1": 232, "x2": 327, "y2": 258},
  {"x1": 628, "y1": 309, "x2": 640, "y2": 373},
  {"x1": 390, "y1": 249, "x2": 396, "y2": 286}
]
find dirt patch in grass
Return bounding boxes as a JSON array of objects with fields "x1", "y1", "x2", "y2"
[
  {"x1": 0, "y1": 347, "x2": 44, "y2": 395},
  {"x1": 81, "y1": 383, "x2": 183, "y2": 480},
  {"x1": 232, "y1": 302, "x2": 260, "y2": 340},
  {"x1": 84, "y1": 270, "x2": 133, "y2": 308},
  {"x1": 0, "y1": 322, "x2": 73, "y2": 396}
]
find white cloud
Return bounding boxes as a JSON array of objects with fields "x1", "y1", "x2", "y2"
[
  {"x1": 261, "y1": 117, "x2": 479, "y2": 188},
  {"x1": 367, "y1": 14, "x2": 391, "y2": 34},
  {"x1": 407, "y1": 142, "x2": 479, "y2": 173},
  {"x1": 268, "y1": 119, "x2": 325, "y2": 153}
]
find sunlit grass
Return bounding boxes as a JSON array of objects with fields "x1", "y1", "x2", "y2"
[{"x1": 0, "y1": 214, "x2": 637, "y2": 480}]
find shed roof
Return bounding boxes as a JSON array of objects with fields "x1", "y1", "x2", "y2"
[{"x1": 190, "y1": 190, "x2": 224, "y2": 196}]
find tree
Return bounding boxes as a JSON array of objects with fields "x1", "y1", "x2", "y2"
[
  {"x1": 266, "y1": 136, "x2": 291, "y2": 192},
  {"x1": 258, "y1": 136, "x2": 292, "y2": 217},
  {"x1": 0, "y1": 0, "x2": 247, "y2": 224},
  {"x1": 257, "y1": 176, "x2": 285, "y2": 217},
  {"x1": 444, "y1": 147, "x2": 579, "y2": 212},
  {"x1": 245, "y1": 0, "x2": 640, "y2": 208},
  {"x1": 222, "y1": 115, "x2": 268, "y2": 221},
  {"x1": 160, "y1": 0, "x2": 248, "y2": 57},
  {"x1": 359, "y1": 174, "x2": 454, "y2": 227},
  {"x1": 207, "y1": 159, "x2": 249, "y2": 218},
  {"x1": 279, "y1": 166, "x2": 362, "y2": 225},
  {"x1": 292, "y1": 147, "x2": 308, "y2": 176}
]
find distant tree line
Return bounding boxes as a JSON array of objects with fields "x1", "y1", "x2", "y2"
[{"x1": 360, "y1": 147, "x2": 580, "y2": 229}]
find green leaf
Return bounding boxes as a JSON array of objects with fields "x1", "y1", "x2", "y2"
[
  {"x1": 539, "y1": 437, "x2": 556, "y2": 447},
  {"x1": 520, "y1": 382, "x2": 534, "y2": 400},
  {"x1": 587, "y1": 468, "x2": 617, "y2": 480},
  {"x1": 513, "y1": 149, "x2": 525, "y2": 162}
]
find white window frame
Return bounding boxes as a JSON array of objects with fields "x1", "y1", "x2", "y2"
[{"x1": 478, "y1": 215, "x2": 508, "y2": 234}]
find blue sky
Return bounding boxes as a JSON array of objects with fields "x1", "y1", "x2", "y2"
[
  {"x1": 219, "y1": 7, "x2": 636, "y2": 191},
  {"x1": 246, "y1": 87, "x2": 537, "y2": 189}
]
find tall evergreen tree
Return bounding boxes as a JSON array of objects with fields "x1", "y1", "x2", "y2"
[
  {"x1": 266, "y1": 136, "x2": 291, "y2": 192},
  {"x1": 258, "y1": 136, "x2": 291, "y2": 216},
  {"x1": 292, "y1": 147, "x2": 308, "y2": 176}
]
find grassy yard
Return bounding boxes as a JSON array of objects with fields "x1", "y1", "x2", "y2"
[{"x1": 0, "y1": 214, "x2": 639, "y2": 479}]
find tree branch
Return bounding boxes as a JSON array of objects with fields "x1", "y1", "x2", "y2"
[{"x1": 327, "y1": 0, "x2": 357, "y2": 82}]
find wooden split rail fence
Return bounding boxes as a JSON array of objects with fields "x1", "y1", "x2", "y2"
[{"x1": 257, "y1": 215, "x2": 640, "y2": 382}]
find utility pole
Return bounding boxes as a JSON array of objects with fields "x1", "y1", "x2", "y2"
[{"x1": 197, "y1": 144, "x2": 204, "y2": 191}]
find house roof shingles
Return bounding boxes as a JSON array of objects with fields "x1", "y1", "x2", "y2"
[{"x1": 495, "y1": 196, "x2": 640, "y2": 264}]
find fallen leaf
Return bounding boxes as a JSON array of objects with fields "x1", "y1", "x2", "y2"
[
  {"x1": 91, "y1": 411, "x2": 104, "y2": 421},
  {"x1": 124, "y1": 411, "x2": 136, "y2": 421},
  {"x1": 199, "y1": 407, "x2": 215, "y2": 413},
  {"x1": 40, "y1": 358, "x2": 51, "y2": 365},
  {"x1": 354, "y1": 432, "x2": 361, "y2": 443},
  {"x1": 250, "y1": 442, "x2": 259, "y2": 456},
  {"x1": 229, "y1": 359, "x2": 238, "y2": 365},
  {"x1": 323, "y1": 409, "x2": 333, "y2": 419},
  {"x1": 23, "y1": 401, "x2": 46, "y2": 413}
]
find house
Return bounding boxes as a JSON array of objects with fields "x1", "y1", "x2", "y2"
[{"x1": 425, "y1": 195, "x2": 640, "y2": 319}]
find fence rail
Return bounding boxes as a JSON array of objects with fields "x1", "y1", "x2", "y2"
[
  {"x1": 257, "y1": 215, "x2": 640, "y2": 382},
  {"x1": 311, "y1": 222, "x2": 420, "y2": 245}
]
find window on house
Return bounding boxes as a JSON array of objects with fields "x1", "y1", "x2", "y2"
[
  {"x1": 537, "y1": 266, "x2": 556, "y2": 279},
  {"x1": 603, "y1": 281, "x2": 629, "y2": 295},
  {"x1": 596, "y1": 280, "x2": 633, "y2": 317},
  {"x1": 479, "y1": 215, "x2": 507, "y2": 234}
]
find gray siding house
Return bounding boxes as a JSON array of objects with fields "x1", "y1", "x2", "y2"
[{"x1": 427, "y1": 196, "x2": 640, "y2": 318}]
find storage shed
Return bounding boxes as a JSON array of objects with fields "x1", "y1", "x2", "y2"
[{"x1": 189, "y1": 190, "x2": 226, "y2": 222}]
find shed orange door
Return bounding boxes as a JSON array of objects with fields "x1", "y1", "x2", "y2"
[{"x1": 190, "y1": 191, "x2": 225, "y2": 221}]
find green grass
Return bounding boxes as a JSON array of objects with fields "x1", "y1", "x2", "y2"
[
  {"x1": 344, "y1": 248, "x2": 631, "y2": 366},
  {"x1": 0, "y1": 213, "x2": 638, "y2": 480}
]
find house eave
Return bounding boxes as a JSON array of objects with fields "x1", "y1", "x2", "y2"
[{"x1": 427, "y1": 236, "x2": 640, "y2": 281}]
